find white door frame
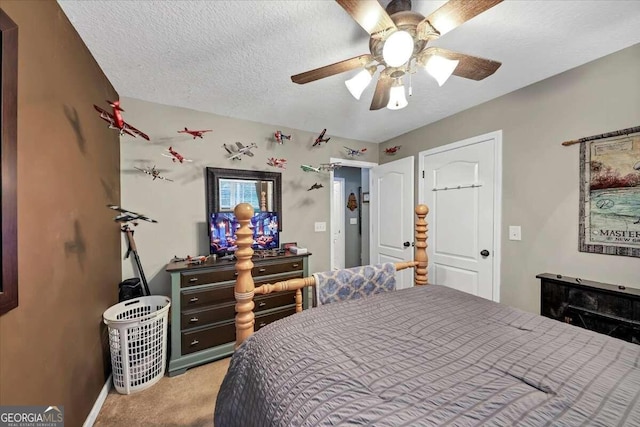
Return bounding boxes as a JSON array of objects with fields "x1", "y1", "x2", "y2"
[
  {"x1": 329, "y1": 157, "x2": 378, "y2": 270},
  {"x1": 332, "y1": 177, "x2": 346, "y2": 270},
  {"x1": 418, "y1": 130, "x2": 502, "y2": 302}
]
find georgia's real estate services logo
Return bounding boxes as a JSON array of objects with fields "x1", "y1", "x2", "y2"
[{"x1": 0, "y1": 406, "x2": 64, "y2": 427}]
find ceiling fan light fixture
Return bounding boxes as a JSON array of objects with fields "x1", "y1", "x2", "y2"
[
  {"x1": 387, "y1": 80, "x2": 408, "y2": 110},
  {"x1": 345, "y1": 67, "x2": 375, "y2": 100},
  {"x1": 425, "y1": 55, "x2": 459, "y2": 86},
  {"x1": 382, "y1": 30, "x2": 414, "y2": 67}
]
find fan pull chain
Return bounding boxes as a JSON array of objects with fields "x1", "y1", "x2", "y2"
[{"x1": 409, "y1": 72, "x2": 413, "y2": 97}]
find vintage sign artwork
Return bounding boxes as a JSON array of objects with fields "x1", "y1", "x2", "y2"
[{"x1": 579, "y1": 132, "x2": 640, "y2": 257}]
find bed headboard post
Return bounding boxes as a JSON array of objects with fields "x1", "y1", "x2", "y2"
[
  {"x1": 414, "y1": 204, "x2": 429, "y2": 286},
  {"x1": 234, "y1": 203, "x2": 256, "y2": 348}
]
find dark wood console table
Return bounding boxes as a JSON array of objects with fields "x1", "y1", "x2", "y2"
[{"x1": 537, "y1": 273, "x2": 640, "y2": 345}]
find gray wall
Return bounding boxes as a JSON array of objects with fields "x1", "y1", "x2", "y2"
[
  {"x1": 380, "y1": 44, "x2": 640, "y2": 314},
  {"x1": 119, "y1": 97, "x2": 379, "y2": 296},
  {"x1": 334, "y1": 166, "x2": 364, "y2": 268}
]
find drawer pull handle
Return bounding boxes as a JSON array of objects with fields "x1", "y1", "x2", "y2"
[
  {"x1": 292, "y1": 264, "x2": 299, "y2": 268},
  {"x1": 189, "y1": 277, "x2": 198, "y2": 283},
  {"x1": 258, "y1": 302, "x2": 266, "y2": 307},
  {"x1": 234, "y1": 272, "x2": 238, "y2": 276},
  {"x1": 190, "y1": 340, "x2": 199, "y2": 346},
  {"x1": 189, "y1": 297, "x2": 199, "y2": 303},
  {"x1": 259, "y1": 322, "x2": 267, "y2": 328},
  {"x1": 189, "y1": 317, "x2": 199, "y2": 323},
  {"x1": 258, "y1": 268, "x2": 266, "y2": 273}
]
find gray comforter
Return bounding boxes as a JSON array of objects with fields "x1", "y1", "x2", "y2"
[{"x1": 214, "y1": 285, "x2": 640, "y2": 426}]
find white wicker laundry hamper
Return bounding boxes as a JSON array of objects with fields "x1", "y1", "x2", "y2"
[{"x1": 103, "y1": 296, "x2": 171, "y2": 394}]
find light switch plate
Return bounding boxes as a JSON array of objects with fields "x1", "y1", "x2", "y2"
[
  {"x1": 314, "y1": 222, "x2": 326, "y2": 232},
  {"x1": 509, "y1": 226, "x2": 521, "y2": 241},
  {"x1": 350, "y1": 218, "x2": 357, "y2": 225}
]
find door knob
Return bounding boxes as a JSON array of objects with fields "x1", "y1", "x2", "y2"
[
  {"x1": 403, "y1": 241, "x2": 411, "y2": 247},
  {"x1": 480, "y1": 249, "x2": 490, "y2": 257}
]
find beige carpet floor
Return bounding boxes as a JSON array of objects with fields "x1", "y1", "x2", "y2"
[{"x1": 95, "y1": 357, "x2": 231, "y2": 427}]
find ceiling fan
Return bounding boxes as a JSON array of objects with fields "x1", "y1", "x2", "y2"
[{"x1": 291, "y1": 0, "x2": 503, "y2": 110}]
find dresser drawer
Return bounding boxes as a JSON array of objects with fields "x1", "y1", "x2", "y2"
[
  {"x1": 255, "y1": 291, "x2": 296, "y2": 313},
  {"x1": 181, "y1": 283, "x2": 235, "y2": 308},
  {"x1": 255, "y1": 306, "x2": 296, "y2": 330},
  {"x1": 181, "y1": 267, "x2": 237, "y2": 288},
  {"x1": 181, "y1": 271, "x2": 304, "y2": 309},
  {"x1": 252, "y1": 259, "x2": 303, "y2": 277},
  {"x1": 182, "y1": 320, "x2": 235, "y2": 355},
  {"x1": 181, "y1": 306, "x2": 297, "y2": 355},
  {"x1": 181, "y1": 301, "x2": 236, "y2": 329}
]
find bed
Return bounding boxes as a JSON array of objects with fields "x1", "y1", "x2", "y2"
[{"x1": 214, "y1": 204, "x2": 640, "y2": 426}]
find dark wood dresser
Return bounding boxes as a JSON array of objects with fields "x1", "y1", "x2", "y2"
[
  {"x1": 167, "y1": 252, "x2": 312, "y2": 376},
  {"x1": 538, "y1": 273, "x2": 640, "y2": 344}
]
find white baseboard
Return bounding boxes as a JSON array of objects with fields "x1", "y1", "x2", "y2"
[{"x1": 83, "y1": 374, "x2": 112, "y2": 427}]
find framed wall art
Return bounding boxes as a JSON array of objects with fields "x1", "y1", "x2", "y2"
[
  {"x1": 0, "y1": 9, "x2": 18, "y2": 315},
  {"x1": 578, "y1": 128, "x2": 640, "y2": 258}
]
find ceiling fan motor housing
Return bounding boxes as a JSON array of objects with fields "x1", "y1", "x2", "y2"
[{"x1": 369, "y1": 11, "x2": 429, "y2": 70}]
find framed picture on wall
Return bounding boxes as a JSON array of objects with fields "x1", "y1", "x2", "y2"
[{"x1": 578, "y1": 130, "x2": 640, "y2": 258}]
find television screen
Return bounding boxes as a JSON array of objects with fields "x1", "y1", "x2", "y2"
[{"x1": 210, "y1": 212, "x2": 279, "y2": 255}]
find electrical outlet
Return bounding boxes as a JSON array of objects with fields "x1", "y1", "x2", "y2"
[
  {"x1": 314, "y1": 222, "x2": 326, "y2": 232},
  {"x1": 509, "y1": 226, "x2": 521, "y2": 241},
  {"x1": 350, "y1": 218, "x2": 357, "y2": 225}
]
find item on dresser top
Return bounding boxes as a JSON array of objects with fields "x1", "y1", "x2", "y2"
[
  {"x1": 288, "y1": 245, "x2": 307, "y2": 255},
  {"x1": 210, "y1": 211, "x2": 279, "y2": 255}
]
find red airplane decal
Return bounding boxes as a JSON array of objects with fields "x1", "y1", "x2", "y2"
[
  {"x1": 93, "y1": 100, "x2": 150, "y2": 140},
  {"x1": 274, "y1": 130, "x2": 291, "y2": 144},
  {"x1": 267, "y1": 157, "x2": 287, "y2": 169},
  {"x1": 161, "y1": 146, "x2": 193, "y2": 163},
  {"x1": 384, "y1": 145, "x2": 401, "y2": 155},
  {"x1": 313, "y1": 129, "x2": 330, "y2": 147},
  {"x1": 177, "y1": 127, "x2": 213, "y2": 139}
]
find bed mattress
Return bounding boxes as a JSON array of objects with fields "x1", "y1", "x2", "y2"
[{"x1": 215, "y1": 285, "x2": 640, "y2": 426}]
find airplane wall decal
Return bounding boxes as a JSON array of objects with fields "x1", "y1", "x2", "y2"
[
  {"x1": 344, "y1": 146, "x2": 367, "y2": 157},
  {"x1": 300, "y1": 164, "x2": 321, "y2": 173},
  {"x1": 307, "y1": 183, "x2": 324, "y2": 191},
  {"x1": 384, "y1": 145, "x2": 401, "y2": 155},
  {"x1": 318, "y1": 162, "x2": 342, "y2": 171},
  {"x1": 225, "y1": 142, "x2": 258, "y2": 160},
  {"x1": 108, "y1": 205, "x2": 157, "y2": 225},
  {"x1": 162, "y1": 146, "x2": 193, "y2": 163},
  {"x1": 274, "y1": 130, "x2": 291, "y2": 144},
  {"x1": 267, "y1": 157, "x2": 287, "y2": 169},
  {"x1": 134, "y1": 165, "x2": 173, "y2": 182},
  {"x1": 93, "y1": 100, "x2": 150, "y2": 140},
  {"x1": 312, "y1": 129, "x2": 330, "y2": 147},
  {"x1": 177, "y1": 127, "x2": 212, "y2": 139}
]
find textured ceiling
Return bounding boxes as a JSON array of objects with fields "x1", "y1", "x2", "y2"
[{"x1": 57, "y1": 1, "x2": 640, "y2": 143}]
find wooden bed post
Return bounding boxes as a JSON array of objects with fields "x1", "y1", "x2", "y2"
[
  {"x1": 414, "y1": 204, "x2": 429, "y2": 286},
  {"x1": 234, "y1": 203, "x2": 255, "y2": 348}
]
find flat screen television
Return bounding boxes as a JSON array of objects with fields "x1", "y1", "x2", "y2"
[{"x1": 210, "y1": 211, "x2": 279, "y2": 256}]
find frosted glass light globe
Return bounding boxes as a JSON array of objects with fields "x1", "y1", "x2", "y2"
[{"x1": 382, "y1": 31, "x2": 414, "y2": 67}]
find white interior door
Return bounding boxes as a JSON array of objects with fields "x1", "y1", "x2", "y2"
[
  {"x1": 370, "y1": 156, "x2": 414, "y2": 289},
  {"x1": 420, "y1": 131, "x2": 501, "y2": 301},
  {"x1": 331, "y1": 178, "x2": 345, "y2": 270}
]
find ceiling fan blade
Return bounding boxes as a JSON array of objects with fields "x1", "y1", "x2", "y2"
[
  {"x1": 370, "y1": 75, "x2": 392, "y2": 110},
  {"x1": 335, "y1": 0, "x2": 397, "y2": 36},
  {"x1": 421, "y1": 0, "x2": 503, "y2": 37},
  {"x1": 291, "y1": 54, "x2": 373, "y2": 85},
  {"x1": 423, "y1": 47, "x2": 501, "y2": 81}
]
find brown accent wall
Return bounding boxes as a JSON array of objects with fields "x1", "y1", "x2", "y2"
[{"x1": 0, "y1": 2, "x2": 120, "y2": 426}]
